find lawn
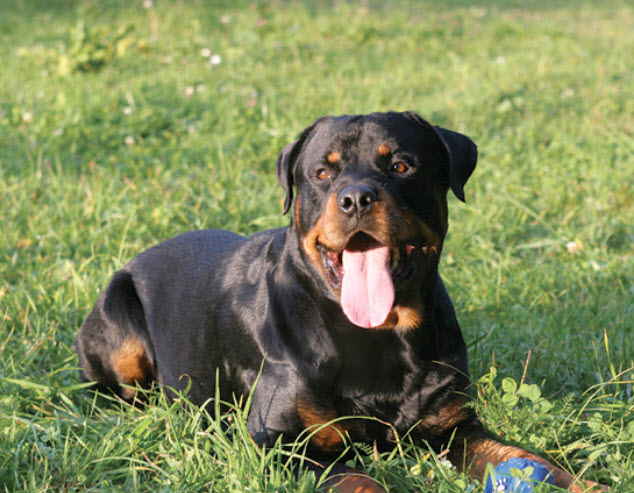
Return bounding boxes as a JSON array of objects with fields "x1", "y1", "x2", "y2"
[{"x1": 0, "y1": 0, "x2": 632, "y2": 491}]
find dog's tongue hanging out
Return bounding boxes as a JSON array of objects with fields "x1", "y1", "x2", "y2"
[{"x1": 341, "y1": 236, "x2": 395, "y2": 328}]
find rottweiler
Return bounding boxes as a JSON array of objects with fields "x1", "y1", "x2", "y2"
[{"x1": 77, "y1": 111, "x2": 603, "y2": 492}]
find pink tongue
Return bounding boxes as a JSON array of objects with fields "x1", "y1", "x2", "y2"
[{"x1": 341, "y1": 245, "x2": 395, "y2": 328}]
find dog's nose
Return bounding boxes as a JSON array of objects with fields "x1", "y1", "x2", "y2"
[{"x1": 337, "y1": 185, "x2": 377, "y2": 215}]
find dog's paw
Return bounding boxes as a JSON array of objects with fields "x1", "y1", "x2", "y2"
[
  {"x1": 569, "y1": 480, "x2": 610, "y2": 493},
  {"x1": 320, "y1": 470, "x2": 386, "y2": 493}
]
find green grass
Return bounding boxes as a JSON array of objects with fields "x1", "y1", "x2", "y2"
[{"x1": 1, "y1": 0, "x2": 632, "y2": 491}]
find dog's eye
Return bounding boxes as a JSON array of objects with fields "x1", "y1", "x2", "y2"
[
  {"x1": 391, "y1": 162, "x2": 408, "y2": 174},
  {"x1": 316, "y1": 169, "x2": 331, "y2": 180}
]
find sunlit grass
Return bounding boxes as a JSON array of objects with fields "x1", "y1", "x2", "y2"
[{"x1": 1, "y1": 1, "x2": 632, "y2": 491}]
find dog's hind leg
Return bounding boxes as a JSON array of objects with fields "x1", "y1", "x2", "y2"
[{"x1": 76, "y1": 270, "x2": 155, "y2": 401}]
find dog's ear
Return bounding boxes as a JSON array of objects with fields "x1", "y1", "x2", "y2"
[
  {"x1": 402, "y1": 111, "x2": 477, "y2": 202},
  {"x1": 275, "y1": 141, "x2": 299, "y2": 215},
  {"x1": 432, "y1": 125, "x2": 478, "y2": 202},
  {"x1": 276, "y1": 119, "x2": 323, "y2": 214}
]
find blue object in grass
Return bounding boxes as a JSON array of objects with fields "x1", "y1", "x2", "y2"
[{"x1": 484, "y1": 458, "x2": 556, "y2": 493}]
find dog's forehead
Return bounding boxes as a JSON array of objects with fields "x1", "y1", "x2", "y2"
[{"x1": 306, "y1": 113, "x2": 421, "y2": 154}]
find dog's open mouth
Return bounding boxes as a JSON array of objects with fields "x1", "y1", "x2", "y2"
[{"x1": 318, "y1": 232, "x2": 422, "y2": 328}]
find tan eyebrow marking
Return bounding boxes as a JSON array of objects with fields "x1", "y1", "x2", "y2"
[
  {"x1": 327, "y1": 151, "x2": 341, "y2": 164},
  {"x1": 377, "y1": 144, "x2": 391, "y2": 156}
]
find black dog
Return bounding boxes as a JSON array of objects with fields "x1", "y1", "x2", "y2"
[{"x1": 77, "y1": 111, "x2": 600, "y2": 492}]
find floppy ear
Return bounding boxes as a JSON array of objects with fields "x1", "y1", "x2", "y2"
[
  {"x1": 275, "y1": 119, "x2": 323, "y2": 214},
  {"x1": 402, "y1": 111, "x2": 477, "y2": 202},
  {"x1": 432, "y1": 125, "x2": 478, "y2": 202},
  {"x1": 275, "y1": 141, "x2": 299, "y2": 215}
]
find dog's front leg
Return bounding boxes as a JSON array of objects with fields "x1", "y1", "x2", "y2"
[
  {"x1": 419, "y1": 397, "x2": 607, "y2": 491},
  {"x1": 454, "y1": 428, "x2": 607, "y2": 492},
  {"x1": 310, "y1": 463, "x2": 386, "y2": 493}
]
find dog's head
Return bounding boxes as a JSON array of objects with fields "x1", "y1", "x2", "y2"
[{"x1": 277, "y1": 111, "x2": 477, "y2": 330}]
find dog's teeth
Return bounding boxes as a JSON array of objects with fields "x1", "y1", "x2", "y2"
[{"x1": 391, "y1": 250, "x2": 400, "y2": 270}]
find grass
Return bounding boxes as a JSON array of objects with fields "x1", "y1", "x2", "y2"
[{"x1": 0, "y1": 0, "x2": 632, "y2": 491}]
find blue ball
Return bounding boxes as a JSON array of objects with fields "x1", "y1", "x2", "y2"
[{"x1": 484, "y1": 458, "x2": 556, "y2": 493}]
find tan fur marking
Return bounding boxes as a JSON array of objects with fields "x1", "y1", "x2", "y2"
[
  {"x1": 422, "y1": 245, "x2": 439, "y2": 256},
  {"x1": 373, "y1": 302, "x2": 422, "y2": 331},
  {"x1": 302, "y1": 210, "x2": 327, "y2": 280},
  {"x1": 327, "y1": 150, "x2": 341, "y2": 164},
  {"x1": 297, "y1": 401, "x2": 348, "y2": 453},
  {"x1": 419, "y1": 397, "x2": 471, "y2": 435},
  {"x1": 294, "y1": 196, "x2": 302, "y2": 233},
  {"x1": 110, "y1": 336, "x2": 153, "y2": 398},
  {"x1": 393, "y1": 304, "x2": 423, "y2": 329},
  {"x1": 377, "y1": 144, "x2": 391, "y2": 156},
  {"x1": 320, "y1": 471, "x2": 387, "y2": 493},
  {"x1": 302, "y1": 193, "x2": 346, "y2": 278}
]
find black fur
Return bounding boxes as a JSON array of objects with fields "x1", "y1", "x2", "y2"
[{"x1": 77, "y1": 111, "x2": 589, "y2": 491}]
